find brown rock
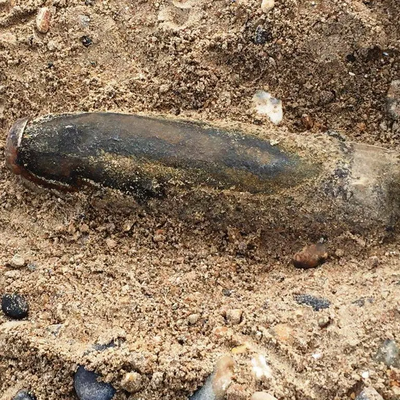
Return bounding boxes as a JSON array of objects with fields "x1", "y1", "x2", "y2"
[
  {"x1": 292, "y1": 243, "x2": 328, "y2": 269},
  {"x1": 120, "y1": 372, "x2": 143, "y2": 393},
  {"x1": 226, "y1": 309, "x2": 243, "y2": 325},
  {"x1": 36, "y1": 7, "x2": 51, "y2": 34}
]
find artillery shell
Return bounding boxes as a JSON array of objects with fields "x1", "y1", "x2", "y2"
[
  {"x1": 6, "y1": 112, "x2": 317, "y2": 199},
  {"x1": 5, "y1": 112, "x2": 400, "y2": 246}
]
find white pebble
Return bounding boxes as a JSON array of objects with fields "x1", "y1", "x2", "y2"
[
  {"x1": 362, "y1": 371, "x2": 370, "y2": 379},
  {"x1": 312, "y1": 352, "x2": 322, "y2": 359},
  {"x1": 253, "y1": 90, "x2": 283, "y2": 125},
  {"x1": 251, "y1": 354, "x2": 272, "y2": 380},
  {"x1": 10, "y1": 254, "x2": 26, "y2": 268},
  {"x1": 188, "y1": 314, "x2": 200, "y2": 325},
  {"x1": 261, "y1": 0, "x2": 275, "y2": 13}
]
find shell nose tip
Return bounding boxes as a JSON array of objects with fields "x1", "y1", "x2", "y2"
[{"x1": 6, "y1": 117, "x2": 29, "y2": 175}]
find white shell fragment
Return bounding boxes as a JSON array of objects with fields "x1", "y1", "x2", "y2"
[
  {"x1": 253, "y1": 90, "x2": 283, "y2": 125},
  {"x1": 251, "y1": 354, "x2": 273, "y2": 380}
]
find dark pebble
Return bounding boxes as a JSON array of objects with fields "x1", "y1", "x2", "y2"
[
  {"x1": 12, "y1": 390, "x2": 36, "y2": 400},
  {"x1": 93, "y1": 340, "x2": 117, "y2": 352},
  {"x1": 294, "y1": 294, "x2": 330, "y2": 311},
  {"x1": 352, "y1": 297, "x2": 374, "y2": 307},
  {"x1": 374, "y1": 339, "x2": 400, "y2": 368},
  {"x1": 254, "y1": 25, "x2": 272, "y2": 45},
  {"x1": 81, "y1": 36, "x2": 93, "y2": 47},
  {"x1": 1, "y1": 293, "x2": 29, "y2": 319},
  {"x1": 74, "y1": 365, "x2": 116, "y2": 400}
]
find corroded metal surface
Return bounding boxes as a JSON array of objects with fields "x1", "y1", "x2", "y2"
[{"x1": 6, "y1": 113, "x2": 318, "y2": 200}]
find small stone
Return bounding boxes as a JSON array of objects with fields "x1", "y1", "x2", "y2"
[
  {"x1": 387, "y1": 80, "x2": 400, "y2": 120},
  {"x1": 254, "y1": 25, "x2": 271, "y2": 45},
  {"x1": 79, "y1": 14, "x2": 91, "y2": 28},
  {"x1": 374, "y1": 339, "x2": 400, "y2": 368},
  {"x1": 12, "y1": 390, "x2": 36, "y2": 400},
  {"x1": 123, "y1": 221, "x2": 134, "y2": 232},
  {"x1": 9, "y1": 254, "x2": 26, "y2": 268},
  {"x1": 188, "y1": 313, "x2": 200, "y2": 325},
  {"x1": 1, "y1": 294, "x2": 29, "y2": 319},
  {"x1": 81, "y1": 36, "x2": 93, "y2": 47},
  {"x1": 74, "y1": 366, "x2": 116, "y2": 400},
  {"x1": 189, "y1": 356, "x2": 234, "y2": 400},
  {"x1": 251, "y1": 354, "x2": 272, "y2": 381},
  {"x1": 106, "y1": 238, "x2": 117, "y2": 249},
  {"x1": 261, "y1": 0, "x2": 275, "y2": 13},
  {"x1": 352, "y1": 297, "x2": 374, "y2": 307},
  {"x1": 36, "y1": 7, "x2": 51, "y2": 33},
  {"x1": 253, "y1": 90, "x2": 283, "y2": 125},
  {"x1": 318, "y1": 315, "x2": 331, "y2": 328},
  {"x1": 120, "y1": 372, "x2": 143, "y2": 394},
  {"x1": 355, "y1": 387, "x2": 384, "y2": 400},
  {"x1": 226, "y1": 309, "x2": 243, "y2": 325},
  {"x1": 292, "y1": 243, "x2": 328, "y2": 269},
  {"x1": 251, "y1": 393, "x2": 277, "y2": 400},
  {"x1": 295, "y1": 294, "x2": 330, "y2": 311}
]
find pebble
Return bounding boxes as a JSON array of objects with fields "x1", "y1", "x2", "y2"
[
  {"x1": 36, "y1": 7, "x2": 51, "y2": 33},
  {"x1": 226, "y1": 309, "x2": 243, "y2": 325},
  {"x1": 292, "y1": 243, "x2": 328, "y2": 269},
  {"x1": 251, "y1": 393, "x2": 277, "y2": 400},
  {"x1": 189, "y1": 356, "x2": 234, "y2": 400},
  {"x1": 12, "y1": 391, "x2": 36, "y2": 400},
  {"x1": 251, "y1": 354, "x2": 272, "y2": 381},
  {"x1": 81, "y1": 36, "x2": 93, "y2": 47},
  {"x1": 74, "y1": 366, "x2": 116, "y2": 400},
  {"x1": 79, "y1": 14, "x2": 91, "y2": 28},
  {"x1": 253, "y1": 90, "x2": 283, "y2": 125},
  {"x1": 188, "y1": 313, "x2": 200, "y2": 325},
  {"x1": 352, "y1": 297, "x2": 374, "y2": 307},
  {"x1": 9, "y1": 254, "x2": 26, "y2": 268},
  {"x1": 317, "y1": 315, "x2": 331, "y2": 328},
  {"x1": 254, "y1": 26, "x2": 271, "y2": 45},
  {"x1": 387, "y1": 80, "x2": 400, "y2": 120},
  {"x1": 295, "y1": 294, "x2": 331, "y2": 311},
  {"x1": 374, "y1": 339, "x2": 400, "y2": 368},
  {"x1": 1, "y1": 294, "x2": 29, "y2": 319},
  {"x1": 120, "y1": 372, "x2": 143, "y2": 393},
  {"x1": 261, "y1": 0, "x2": 275, "y2": 13},
  {"x1": 355, "y1": 387, "x2": 384, "y2": 400}
]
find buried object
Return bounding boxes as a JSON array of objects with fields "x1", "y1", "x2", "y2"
[{"x1": 5, "y1": 112, "x2": 400, "y2": 245}]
